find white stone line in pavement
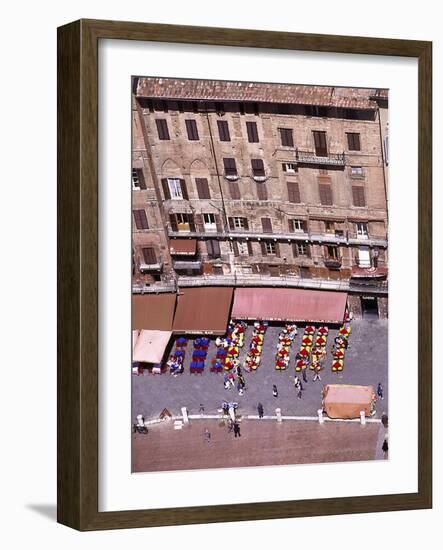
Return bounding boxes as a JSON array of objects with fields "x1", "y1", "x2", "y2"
[{"x1": 144, "y1": 415, "x2": 382, "y2": 425}]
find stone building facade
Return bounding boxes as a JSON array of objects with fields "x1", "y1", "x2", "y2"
[{"x1": 132, "y1": 78, "x2": 389, "y2": 318}]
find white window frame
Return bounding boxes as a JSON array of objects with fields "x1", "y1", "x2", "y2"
[
  {"x1": 296, "y1": 242, "x2": 307, "y2": 256},
  {"x1": 356, "y1": 222, "x2": 369, "y2": 239},
  {"x1": 167, "y1": 178, "x2": 183, "y2": 199},
  {"x1": 292, "y1": 219, "x2": 304, "y2": 232},
  {"x1": 265, "y1": 242, "x2": 276, "y2": 255},
  {"x1": 203, "y1": 213, "x2": 217, "y2": 232},
  {"x1": 132, "y1": 168, "x2": 141, "y2": 190},
  {"x1": 237, "y1": 240, "x2": 249, "y2": 256},
  {"x1": 350, "y1": 166, "x2": 364, "y2": 176},
  {"x1": 233, "y1": 217, "x2": 245, "y2": 229},
  {"x1": 283, "y1": 162, "x2": 297, "y2": 173}
]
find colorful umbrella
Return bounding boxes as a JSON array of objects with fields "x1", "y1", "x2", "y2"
[
  {"x1": 318, "y1": 327, "x2": 328, "y2": 335},
  {"x1": 332, "y1": 360, "x2": 343, "y2": 369},
  {"x1": 299, "y1": 348, "x2": 309, "y2": 357},
  {"x1": 227, "y1": 347, "x2": 239, "y2": 356},
  {"x1": 316, "y1": 336, "x2": 326, "y2": 345},
  {"x1": 302, "y1": 336, "x2": 312, "y2": 345},
  {"x1": 334, "y1": 349, "x2": 344, "y2": 358},
  {"x1": 305, "y1": 325, "x2": 315, "y2": 334},
  {"x1": 339, "y1": 327, "x2": 350, "y2": 336},
  {"x1": 296, "y1": 359, "x2": 305, "y2": 369},
  {"x1": 249, "y1": 348, "x2": 260, "y2": 356}
]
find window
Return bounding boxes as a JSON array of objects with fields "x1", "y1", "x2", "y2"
[
  {"x1": 206, "y1": 239, "x2": 221, "y2": 258},
  {"x1": 313, "y1": 130, "x2": 328, "y2": 156},
  {"x1": 132, "y1": 168, "x2": 146, "y2": 190},
  {"x1": 251, "y1": 158, "x2": 265, "y2": 177},
  {"x1": 229, "y1": 181, "x2": 241, "y2": 199},
  {"x1": 237, "y1": 241, "x2": 249, "y2": 256},
  {"x1": 294, "y1": 242, "x2": 308, "y2": 256},
  {"x1": 346, "y1": 132, "x2": 361, "y2": 151},
  {"x1": 325, "y1": 221, "x2": 335, "y2": 233},
  {"x1": 264, "y1": 241, "x2": 276, "y2": 255},
  {"x1": 291, "y1": 219, "x2": 304, "y2": 232},
  {"x1": 141, "y1": 247, "x2": 156, "y2": 265},
  {"x1": 195, "y1": 178, "x2": 210, "y2": 199},
  {"x1": 282, "y1": 162, "x2": 297, "y2": 173},
  {"x1": 356, "y1": 222, "x2": 369, "y2": 238},
  {"x1": 155, "y1": 118, "x2": 170, "y2": 140},
  {"x1": 352, "y1": 186, "x2": 366, "y2": 207},
  {"x1": 133, "y1": 209, "x2": 149, "y2": 230},
  {"x1": 217, "y1": 120, "x2": 230, "y2": 141},
  {"x1": 287, "y1": 182, "x2": 301, "y2": 203},
  {"x1": 319, "y1": 183, "x2": 333, "y2": 205},
  {"x1": 246, "y1": 121, "x2": 259, "y2": 143},
  {"x1": 185, "y1": 119, "x2": 199, "y2": 140},
  {"x1": 167, "y1": 178, "x2": 184, "y2": 199},
  {"x1": 261, "y1": 218, "x2": 272, "y2": 233},
  {"x1": 229, "y1": 217, "x2": 249, "y2": 230},
  {"x1": 223, "y1": 157, "x2": 238, "y2": 177},
  {"x1": 203, "y1": 213, "x2": 216, "y2": 232},
  {"x1": 350, "y1": 166, "x2": 364, "y2": 178},
  {"x1": 279, "y1": 128, "x2": 294, "y2": 147},
  {"x1": 256, "y1": 183, "x2": 268, "y2": 200},
  {"x1": 326, "y1": 245, "x2": 339, "y2": 259},
  {"x1": 357, "y1": 246, "x2": 371, "y2": 267}
]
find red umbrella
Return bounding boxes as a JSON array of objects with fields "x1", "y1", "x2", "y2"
[
  {"x1": 332, "y1": 360, "x2": 342, "y2": 369},
  {"x1": 316, "y1": 336, "x2": 326, "y2": 345},
  {"x1": 302, "y1": 336, "x2": 312, "y2": 345},
  {"x1": 276, "y1": 359, "x2": 286, "y2": 368},
  {"x1": 334, "y1": 349, "x2": 344, "y2": 358},
  {"x1": 339, "y1": 327, "x2": 350, "y2": 336},
  {"x1": 277, "y1": 348, "x2": 289, "y2": 356},
  {"x1": 299, "y1": 348, "x2": 309, "y2": 357},
  {"x1": 305, "y1": 325, "x2": 315, "y2": 334},
  {"x1": 296, "y1": 359, "x2": 305, "y2": 369},
  {"x1": 318, "y1": 327, "x2": 328, "y2": 335},
  {"x1": 252, "y1": 335, "x2": 262, "y2": 344},
  {"x1": 224, "y1": 359, "x2": 234, "y2": 369},
  {"x1": 249, "y1": 347, "x2": 260, "y2": 356}
]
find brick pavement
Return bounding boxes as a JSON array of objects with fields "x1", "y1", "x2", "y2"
[
  {"x1": 132, "y1": 418, "x2": 383, "y2": 472},
  {"x1": 132, "y1": 319, "x2": 388, "y2": 421}
]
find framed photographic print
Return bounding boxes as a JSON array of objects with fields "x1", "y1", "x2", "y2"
[{"x1": 57, "y1": 19, "x2": 432, "y2": 530}]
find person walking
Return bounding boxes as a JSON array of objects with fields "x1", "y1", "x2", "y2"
[
  {"x1": 294, "y1": 375, "x2": 301, "y2": 388},
  {"x1": 382, "y1": 437, "x2": 388, "y2": 457},
  {"x1": 233, "y1": 422, "x2": 241, "y2": 438},
  {"x1": 257, "y1": 402, "x2": 264, "y2": 418},
  {"x1": 381, "y1": 412, "x2": 388, "y2": 428},
  {"x1": 377, "y1": 382, "x2": 384, "y2": 400},
  {"x1": 313, "y1": 367, "x2": 322, "y2": 382},
  {"x1": 199, "y1": 404, "x2": 205, "y2": 414},
  {"x1": 204, "y1": 428, "x2": 211, "y2": 444},
  {"x1": 302, "y1": 367, "x2": 308, "y2": 383},
  {"x1": 272, "y1": 384, "x2": 278, "y2": 398},
  {"x1": 297, "y1": 385, "x2": 303, "y2": 399}
]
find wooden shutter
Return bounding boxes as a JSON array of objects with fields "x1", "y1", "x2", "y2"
[
  {"x1": 133, "y1": 209, "x2": 149, "y2": 230},
  {"x1": 243, "y1": 218, "x2": 249, "y2": 230},
  {"x1": 288, "y1": 219, "x2": 294, "y2": 233},
  {"x1": 180, "y1": 179, "x2": 189, "y2": 200},
  {"x1": 251, "y1": 158, "x2": 265, "y2": 176},
  {"x1": 217, "y1": 120, "x2": 230, "y2": 141},
  {"x1": 260, "y1": 241, "x2": 267, "y2": 256},
  {"x1": 313, "y1": 131, "x2": 327, "y2": 156},
  {"x1": 142, "y1": 247, "x2": 156, "y2": 264},
  {"x1": 275, "y1": 243, "x2": 280, "y2": 257},
  {"x1": 279, "y1": 128, "x2": 294, "y2": 147},
  {"x1": 233, "y1": 241, "x2": 239, "y2": 257},
  {"x1": 185, "y1": 119, "x2": 199, "y2": 140},
  {"x1": 246, "y1": 121, "x2": 259, "y2": 142},
  {"x1": 161, "y1": 178, "x2": 171, "y2": 200},
  {"x1": 169, "y1": 214, "x2": 178, "y2": 232},
  {"x1": 228, "y1": 218, "x2": 235, "y2": 230},
  {"x1": 155, "y1": 118, "x2": 170, "y2": 140},
  {"x1": 195, "y1": 178, "x2": 210, "y2": 199},
  {"x1": 306, "y1": 244, "x2": 311, "y2": 258},
  {"x1": 194, "y1": 213, "x2": 204, "y2": 232},
  {"x1": 223, "y1": 157, "x2": 237, "y2": 176},
  {"x1": 215, "y1": 215, "x2": 223, "y2": 232},
  {"x1": 293, "y1": 243, "x2": 298, "y2": 257},
  {"x1": 319, "y1": 183, "x2": 333, "y2": 205},
  {"x1": 257, "y1": 184, "x2": 268, "y2": 200},
  {"x1": 261, "y1": 218, "x2": 272, "y2": 233},
  {"x1": 352, "y1": 186, "x2": 366, "y2": 206},
  {"x1": 247, "y1": 241, "x2": 253, "y2": 255},
  {"x1": 287, "y1": 182, "x2": 300, "y2": 203},
  {"x1": 134, "y1": 168, "x2": 146, "y2": 189},
  {"x1": 188, "y1": 215, "x2": 196, "y2": 232},
  {"x1": 347, "y1": 132, "x2": 361, "y2": 151},
  {"x1": 230, "y1": 181, "x2": 240, "y2": 199}
]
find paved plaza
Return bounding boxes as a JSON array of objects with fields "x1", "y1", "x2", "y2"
[
  {"x1": 132, "y1": 418, "x2": 386, "y2": 473},
  {"x1": 132, "y1": 318, "x2": 388, "y2": 421}
]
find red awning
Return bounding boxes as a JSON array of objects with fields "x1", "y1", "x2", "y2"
[
  {"x1": 132, "y1": 293, "x2": 176, "y2": 331},
  {"x1": 172, "y1": 287, "x2": 234, "y2": 335},
  {"x1": 169, "y1": 239, "x2": 197, "y2": 256},
  {"x1": 232, "y1": 288, "x2": 347, "y2": 324}
]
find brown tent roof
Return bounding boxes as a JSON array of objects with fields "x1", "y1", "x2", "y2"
[
  {"x1": 323, "y1": 384, "x2": 375, "y2": 419},
  {"x1": 136, "y1": 77, "x2": 378, "y2": 110},
  {"x1": 170, "y1": 239, "x2": 197, "y2": 256},
  {"x1": 231, "y1": 288, "x2": 347, "y2": 323},
  {"x1": 132, "y1": 293, "x2": 176, "y2": 331},
  {"x1": 172, "y1": 287, "x2": 233, "y2": 335}
]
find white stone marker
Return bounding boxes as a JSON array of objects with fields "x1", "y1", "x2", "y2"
[
  {"x1": 276, "y1": 408, "x2": 282, "y2": 422},
  {"x1": 181, "y1": 406, "x2": 189, "y2": 424},
  {"x1": 318, "y1": 409, "x2": 325, "y2": 424},
  {"x1": 360, "y1": 410, "x2": 366, "y2": 425}
]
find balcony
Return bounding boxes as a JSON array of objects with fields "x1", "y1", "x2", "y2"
[
  {"x1": 295, "y1": 148, "x2": 346, "y2": 167},
  {"x1": 323, "y1": 256, "x2": 342, "y2": 268},
  {"x1": 172, "y1": 259, "x2": 202, "y2": 270}
]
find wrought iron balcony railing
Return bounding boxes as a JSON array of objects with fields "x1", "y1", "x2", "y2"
[{"x1": 295, "y1": 148, "x2": 346, "y2": 166}]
